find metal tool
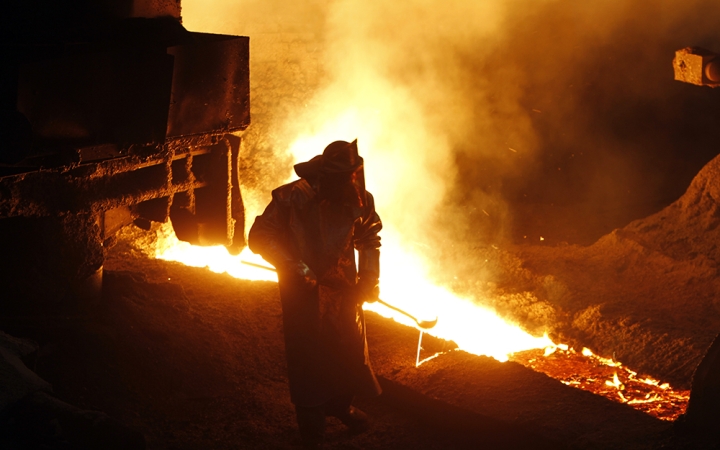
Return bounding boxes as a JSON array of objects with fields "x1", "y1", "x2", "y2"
[
  {"x1": 375, "y1": 299, "x2": 438, "y2": 330},
  {"x1": 241, "y1": 260, "x2": 438, "y2": 330},
  {"x1": 241, "y1": 260, "x2": 278, "y2": 272}
]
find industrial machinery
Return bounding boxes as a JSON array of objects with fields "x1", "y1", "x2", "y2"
[
  {"x1": 0, "y1": 0, "x2": 249, "y2": 310},
  {"x1": 673, "y1": 47, "x2": 720, "y2": 87}
]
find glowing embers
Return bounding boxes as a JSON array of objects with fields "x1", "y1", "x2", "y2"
[{"x1": 510, "y1": 345, "x2": 690, "y2": 421}]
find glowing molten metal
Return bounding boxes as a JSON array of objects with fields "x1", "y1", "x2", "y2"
[
  {"x1": 155, "y1": 223, "x2": 276, "y2": 282},
  {"x1": 156, "y1": 221, "x2": 551, "y2": 362},
  {"x1": 155, "y1": 223, "x2": 689, "y2": 421}
]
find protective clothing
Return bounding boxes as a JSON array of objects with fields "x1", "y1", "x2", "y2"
[{"x1": 248, "y1": 140, "x2": 382, "y2": 410}]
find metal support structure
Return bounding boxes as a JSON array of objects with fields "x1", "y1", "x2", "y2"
[{"x1": 0, "y1": 2, "x2": 250, "y2": 311}]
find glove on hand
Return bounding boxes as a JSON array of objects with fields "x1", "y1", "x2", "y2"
[
  {"x1": 356, "y1": 278, "x2": 380, "y2": 304},
  {"x1": 280, "y1": 260, "x2": 317, "y2": 290}
]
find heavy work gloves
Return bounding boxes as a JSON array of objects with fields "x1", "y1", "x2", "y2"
[
  {"x1": 356, "y1": 248, "x2": 380, "y2": 304},
  {"x1": 279, "y1": 260, "x2": 317, "y2": 290},
  {"x1": 356, "y1": 278, "x2": 379, "y2": 305},
  {"x1": 247, "y1": 227, "x2": 317, "y2": 290}
]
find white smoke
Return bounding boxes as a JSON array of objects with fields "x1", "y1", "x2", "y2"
[{"x1": 183, "y1": 0, "x2": 720, "y2": 264}]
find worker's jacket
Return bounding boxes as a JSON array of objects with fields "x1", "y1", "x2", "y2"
[{"x1": 248, "y1": 178, "x2": 382, "y2": 407}]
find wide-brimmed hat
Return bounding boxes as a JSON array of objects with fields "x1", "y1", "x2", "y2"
[{"x1": 294, "y1": 140, "x2": 363, "y2": 178}]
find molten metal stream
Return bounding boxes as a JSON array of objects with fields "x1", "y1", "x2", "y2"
[
  {"x1": 154, "y1": 221, "x2": 552, "y2": 361},
  {"x1": 154, "y1": 222, "x2": 688, "y2": 420}
]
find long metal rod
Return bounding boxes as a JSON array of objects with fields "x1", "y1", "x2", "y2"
[
  {"x1": 375, "y1": 299, "x2": 438, "y2": 330},
  {"x1": 241, "y1": 260, "x2": 278, "y2": 271},
  {"x1": 241, "y1": 260, "x2": 438, "y2": 330},
  {"x1": 416, "y1": 330, "x2": 424, "y2": 367}
]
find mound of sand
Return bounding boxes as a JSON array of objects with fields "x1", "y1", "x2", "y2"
[{"x1": 510, "y1": 153, "x2": 720, "y2": 389}]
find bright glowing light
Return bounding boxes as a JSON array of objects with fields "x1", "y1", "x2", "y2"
[
  {"x1": 363, "y1": 235, "x2": 552, "y2": 362},
  {"x1": 606, "y1": 372, "x2": 624, "y2": 390},
  {"x1": 165, "y1": 0, "x2": 552, "y2": 362},
  {"x1": 155, "y1": 222, "x2": 277, "y2": 282},
  {"x1": 279, "y1": 115, "x2": 554, "y2": 361},
  {"x1": 155, "y1": 220, "x2": 552, "y2": 361}
]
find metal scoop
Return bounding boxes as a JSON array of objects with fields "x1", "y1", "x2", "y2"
[{"x1": 376, "y1": 299, "x2": 438, "y2": 330}]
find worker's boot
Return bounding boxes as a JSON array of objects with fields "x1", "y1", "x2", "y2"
[
  {"x1": 335, "y1": 405, "x2": 370, "y2": 434},
  {"x1": 295, "y1": 405, "x2": 325, "y2": 449},
  {"x1": 324, "y1": 395, "x2": 370, "y2": 435}
]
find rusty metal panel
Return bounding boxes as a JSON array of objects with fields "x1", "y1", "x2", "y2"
[
  {"x1": 104, "y1": 205, "x2": 134, "y2": 238},
  {"x1": 17, "y1": 50, "x2": 175, "y2": 149},
  {"x1": 166, "y1": 33, "x2": 250, "y2": 138},
  {"x1": 131, "y1": 0, "x2": 181, "y2": 19},
  {"x1": 166, "y1": 135, "x2": 244, "y2": 249},
  {"x1": 169, "y1": 139, "x2": 230, "y2": 246},
  {"x1": 226, "y1": 133, "x2": 245, "y2": 253}
]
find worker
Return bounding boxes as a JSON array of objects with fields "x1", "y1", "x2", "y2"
[{"x1": 248, "y1": 139, "x2": 382, "y2": 449}]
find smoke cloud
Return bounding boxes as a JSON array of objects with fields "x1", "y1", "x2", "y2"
[{"x1": 183, "y1": 0, "x2": 720, "y2": 274}]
